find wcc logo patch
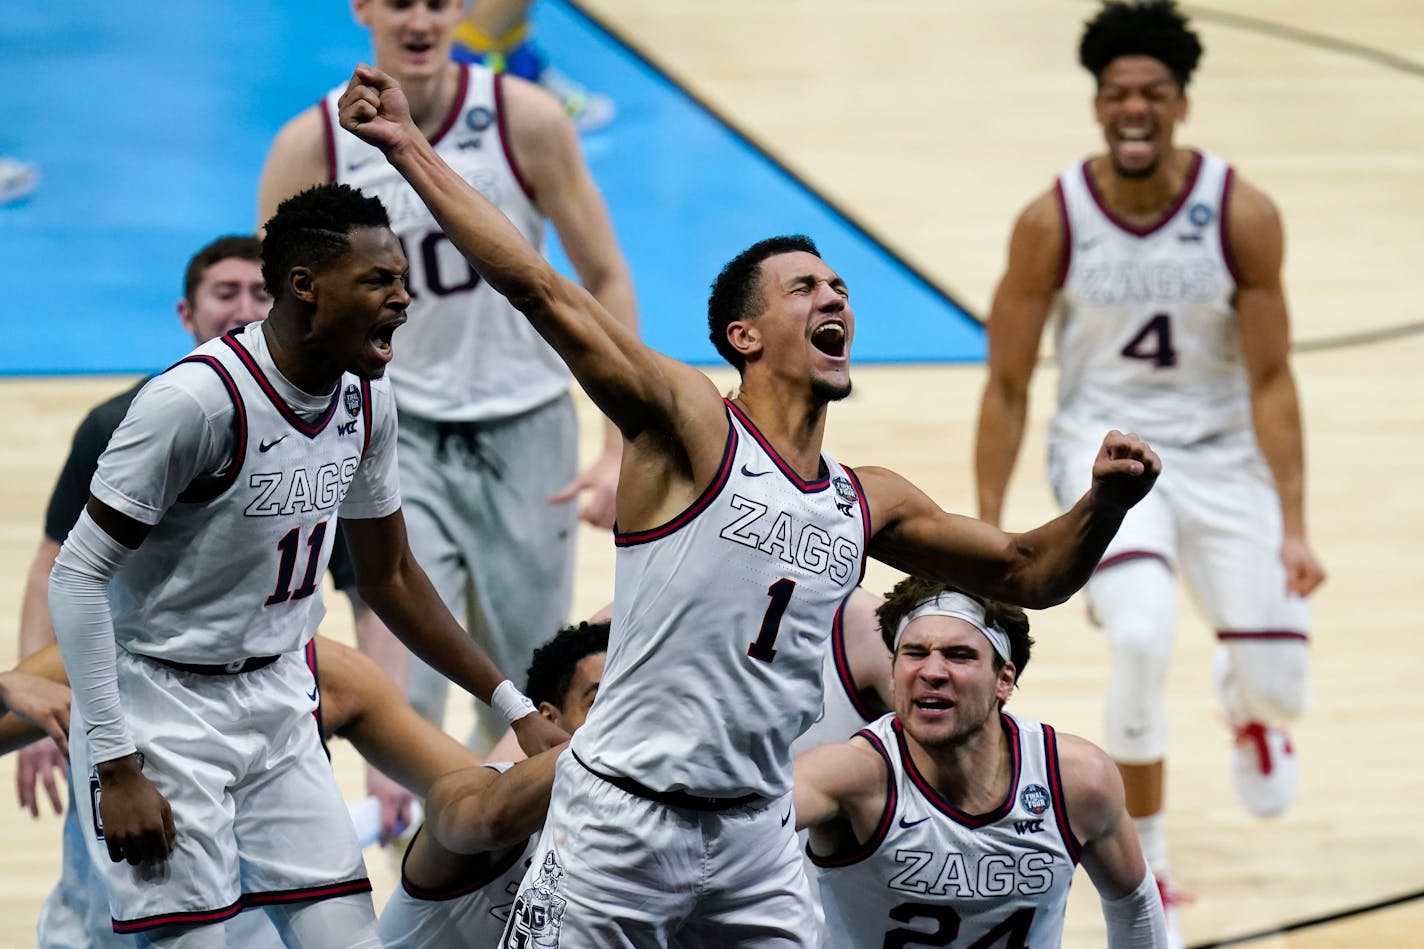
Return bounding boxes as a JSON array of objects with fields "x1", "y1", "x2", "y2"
[
  {"x1": 344, "y1": 383, "x2": 362, "y2": 418},
  {"x1": 832, "y1": 475, "x2": 858, "y2": 517},
  {"x1": 1020, "y1": 783, "x2": 1051, "y2": 816}
]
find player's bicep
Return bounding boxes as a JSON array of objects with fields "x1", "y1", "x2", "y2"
[{"x1": 793, "y1": 741, "x2": 882, "y2": 831}]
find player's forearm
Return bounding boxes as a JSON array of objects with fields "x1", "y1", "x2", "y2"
[
  {"x1": 974, "y1": 382, "x2": 1029, "y2": 527},
  {"x1": 19, "y1": 539, "x2": 61, "y2": 659},
  {"x1": 359, "y1": 563, "x2": 507, "y2": 705},
  {"x1": 1251, "y1": 369, "x2": 1308, "y2": 538},
  {"x1": 1005, "y1": 490, "x2": 1130, "y2": 609},
  {"x1": 435, "y1": 749, "x2": 561, "y2": 853},
  {"x1": 48, "y1": 516, "x2": 135, "y2": 763}
]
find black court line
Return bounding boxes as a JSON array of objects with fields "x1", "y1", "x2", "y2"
[
  {"x1": 1187, "y1": 886, "x2": 1424, "y2": 947},
  {"x1": 1181, "y1": 4, "x2": 1424, "y2": 79},
  {"x1": 561, "y1": 0, "x2": 982, "y2": 325}
]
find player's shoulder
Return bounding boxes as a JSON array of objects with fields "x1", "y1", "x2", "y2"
[
  {"x1": 498, "y1": 72, "x2": 576, "y2": 135},
  {"x1": 76, "y1": 378, "x2": 148, "y2": 442},
  {"x1": 1014, "y1": 186, "x2": 1065, "y2": 241},
  {"x1": 1225, "y1": 169, "x2": 1282, "y2": 231},
  {"x1": 1051, "y1": 729, "x2": 1124, "y2": 827},
  {"x1": 138, "y1": 358, "x2": 241, "y2": 423}
]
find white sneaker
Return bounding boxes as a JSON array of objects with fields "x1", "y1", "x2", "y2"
[
  {"x1": 1156, "y1": 873, "x2": 1192, "y2": 949},
  {"x1": 1231, "y1": 720, "x2": 1298, "y2": 818},
  {"x1": 0, "y1": 157, "x2": 39, "y2": 204}
]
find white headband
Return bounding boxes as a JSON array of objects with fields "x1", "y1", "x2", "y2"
[{"x1": 894, "y1": 591, "x2": 1012, "y2": 663}]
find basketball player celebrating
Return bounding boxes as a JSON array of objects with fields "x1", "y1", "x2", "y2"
[
  {"x1": 795, "y1": 579, "x2": 1166, "y2": 947},
  {"x1": 339, "y1": 64, "x2": 1161, "y2": 946},
  {"x1": 974, "y1": 1, "x2": 1324, "y2": 938},
  {"x1": 48, "y1": 184, "x2": 562, "y2": 947}
]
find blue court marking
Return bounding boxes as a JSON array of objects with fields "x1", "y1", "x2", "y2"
[{"x1": 1, "y1": 1, "x2": 982, "y2": 375}]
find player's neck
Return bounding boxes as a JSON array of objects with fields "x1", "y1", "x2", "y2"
[
  {"x1": 905, "y1": 715, "x2": 1013, "y2": 815},
  {"x1": 396, "y1": 62, "x2": 463, "y2": 138},
  {"x1": 261, "y1": 318, "x2": 340, "y2": 398},
  {"x1": 731, "y1": 386, "x2": 829, "y2": 482},
  {"x1": 1091, "y1": 147, "x2": 1196, "y2": 226}
]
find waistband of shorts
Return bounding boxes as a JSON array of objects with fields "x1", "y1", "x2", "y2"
[
  {"x1": 146, "y1": 654, "x2": 281, "y2": 676},
  {"x1": 571, "y1": 748, "x2": 763, "y2": 812}
]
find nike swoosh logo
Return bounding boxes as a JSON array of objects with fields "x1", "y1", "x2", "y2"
[
  {"x1": 740, "y1": 464, "x2": 771, "y2": 478},
  {"x1": 781, "y1": 805, "x2": 793, "y2": 827},
  {"x1": 259, "y1": 435, "x2": 289, "y2": 453},
  {"x1": 307, "y1": 687, "x2": 319, "y2": 702},
  {"x1": 84, "y1": 723, "x2": 102, "y2": 735},
  {"x1": 899, "y1": 814, "x2": 931, "y2": 829}
]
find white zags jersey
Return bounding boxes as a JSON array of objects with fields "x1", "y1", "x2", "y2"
[
  {"x1": 814, "y1": 713, "x2": 1079, "y2": 949},
  {"x1": 95, "y1": 325, "x2": 397, "y2": 663},
  {"x1": 1051, "y1": 150, "x2": 1248, "y2": 447},
  {"x1": 379, "y1": 765, "x2": 536, "y2": 949},
  {"x1": 323, "y1": 64, "x2": 567, "y2": 422},
  {"x1": 572, "y1": 401, "x2": 869, "y2": 799},
  {"x1": 791, "y1": 609, "x2": 877, "y2": 758}
]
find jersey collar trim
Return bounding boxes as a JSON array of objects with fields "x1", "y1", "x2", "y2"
[
  {"x1": 893, "y1": 713, "x2": 1022, "y2": 829},
  {"x1": 222, "y1": 333, "x2": 342, "y2": 438},
  {"x1": 724, "y1": 398, "x2": 831, "y2": 493},
  {"x1": 1080, "y1": 149, "x2": 1203, "y2": 239}
]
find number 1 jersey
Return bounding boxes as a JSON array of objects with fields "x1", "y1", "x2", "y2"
[{"x1": 571, "y1": 400, "x2": 870, "y2": 799}]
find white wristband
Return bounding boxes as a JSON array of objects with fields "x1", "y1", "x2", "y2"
[{"x1": 491, "y1": 679, "x2": 537, "y2": 726}]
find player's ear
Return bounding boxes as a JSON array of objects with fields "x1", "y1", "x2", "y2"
[
  {"x1": 351, "y1": 0, "x2": 373, "y2": 28},
  {"x1": 725, "y1": 319, "x2": 763, "y2": 362},
  {"x1": 538, "y1": 701, "x2": 562, "y2": 727},
  {"x1": 287, "y1": 267, "x2": 318, "y2": 305},
  {"x1": 996, "y1": 661, "x2": 1017, "y2": 702}
]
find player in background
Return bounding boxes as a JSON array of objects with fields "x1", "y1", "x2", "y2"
[
  {"x1": 795, "y1": 578, "x2": 1167, "y2": 948},
  {"x1": 974, "y1": 2, "x2": 1323, "y2": 941},
  {"x1": 339, "y1": 64, "x2": 1161, "y2": 947},
  {"x1": 259, "y1": 0, "x2": 639, "y2": 752}
]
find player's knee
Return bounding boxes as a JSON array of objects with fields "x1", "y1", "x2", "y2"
[{"x1": 1104, "y1": 684, "x2": 1168, "y2": 762}]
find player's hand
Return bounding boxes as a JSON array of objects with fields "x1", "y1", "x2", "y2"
[
  {"x1": 367, "y1": 764, "x2": 414, "y2": 846},
  {"x1": 1089, "y1": 431, "x2": 1161, "y2": 512},
  {"x1": 1280, "y1": 535, "x2": 1326, "y2": 597},
  {"x1": 0, "y1": 671, "x2": 71, "y2": 757},
  {"x1": 17, "y1": 739, "x2": 69, "y2": 818},
  {"x1": 511, "y1": 713, "x2": 569, "y2": 757},
  {"x1": 96, "y1": 755, "x2": 176, "y2": 866},
  {"x1": 338, "y1": 64, "x2": 416, "y2": 155},
  {"x1": 550, "y1": 450, "x2": 619, "y2": 530}
]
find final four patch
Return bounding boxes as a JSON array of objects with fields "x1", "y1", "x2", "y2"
[
  {"x1": 344, "y1": 383, "x2": 362, "y2": 417},
  {"x1": 832, "y1": 475, "x2": 858, "y2": 516},
  {"x1": 1020, "y1": 783, "x2": 1050, "y2": 816}
]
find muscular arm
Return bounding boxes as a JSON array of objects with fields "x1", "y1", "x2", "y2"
[
  {"x1": 858, "y1": 429, "x2": 1159, "y2": 610},
  {"x1": 1228, "y1": 176, "x2": 1325, "y2": 596},
  {"x1": 338, "y1": 66, "x2": 729, "y2": 505},
  {"x1": 315, "y1": 636, "x2": 479, "y2": 797},
  {"x1": 1058, "y1": 733, "x2": 1166, "y2": 945},
  {"x1": 975, "y1": 191, "x2": 1062, "y2": 527},
  {"x1": 20, "y1": 539, "x2": 60, "y2": 660},
  {"x1": 256, "y1": 107, "x2": 329, "y2": 229},
  {"x1": 793, "y1": 738, "x2": 888, "y2": 849},
  {"x1": 505, "y1": 77, "x2": 637, "y2": 521},
  {"x1": 428, "y1": 746, "x2": 563, "y2": 854}
]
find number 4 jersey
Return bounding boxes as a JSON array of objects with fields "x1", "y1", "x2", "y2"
[
  {"x1": 813, "y1": 712, "x2": 1080, "y2": 949},
  {"x1": 1050, "y1": 149, "x2": 1248, "y2": 448},
  {"x1": 571, "y1": 400, "x2": 870, "y2": 800},
  {"x1": 91, "y1": 323, "x2": 400, "y2": 663}
]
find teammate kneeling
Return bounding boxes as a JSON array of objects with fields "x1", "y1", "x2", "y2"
[{"x1": 794, "y1": 578, "x2": 1167, "y2": 947}]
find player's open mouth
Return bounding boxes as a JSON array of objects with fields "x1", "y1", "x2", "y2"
[
  {"x1": 810, "y1": 320, "x2": 847, "y2": 358},
  {"x1": 369, "y1": 316, "x2": 405, "y2": 361},
  {"x1": 1116, "y1": 126, "x2": 1155, "y2": 163},
  {"x1": 914, "y1": 698, "x2": 954, "y2": 712}
]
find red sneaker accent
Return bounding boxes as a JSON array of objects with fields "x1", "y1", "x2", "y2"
[{"x1": 1235, "y1": 721, "x2": 1273, "y2": 776}]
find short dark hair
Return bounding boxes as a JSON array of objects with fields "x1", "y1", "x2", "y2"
[
  {"x1": 525, "y1": 621, "x2": 611, "y2": 709},
  {"x1": 260, "y1": 184, "x2": 391, "y2": 301},
  {"x1": 1079, "y1": 0, "x2": 1203, "y2": 89},
  {"x1": 876, "y1": 577, "x2": 1034, "y2": 682},
  {"x1": 707, "y1": 235, "x2": 820, "y2": 371},
  {"x1": 183, "y1": 235, "x2": 262, "y2": 306}
]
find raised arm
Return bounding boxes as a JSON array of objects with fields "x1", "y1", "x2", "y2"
[
  {"x1": 975, "y1": 191, "x2": 1063, "y2": 527},
  {"x1": 1057, "y1": 733, "x2": 1167, "y2": 947},
  {"x1": 338, "y1": 64, "x2": 715, "y2": 447},
  {"x1": 504, "y1": 76, "x2": 638, "y2": 526},
  {"x1": 793, "y1": 738, "x2": 888, "y2": 840},
  {"x1": 858, "y1": 428, "x2": 1160, "y2": 610},
  {"x1": 1228, "y1": 176, "x2": 1325, "y2": 597},
  {"x1": 428, "y1": 746, "x2": 564, "y2": 854}
]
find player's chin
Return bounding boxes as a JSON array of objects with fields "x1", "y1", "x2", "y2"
[{"x1": 810, "y1": 373, "x2": 852, "y2": 403}]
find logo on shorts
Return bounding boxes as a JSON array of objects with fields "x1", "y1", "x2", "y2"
[
  {"x1": 503, "y1": 849, "x2": 568, "y2": 947},
  {"x1": 89, "y1": 769, "x2": 105, "y2": 840},
  {"x1": 832, "y1": 475, "x2": 858, "y2": 517},
  {"x1": 344, "y1": 383, "x2": 363, "y2": 418},
  {"x1": 1020, "y1": 783, "x2": 1051, "y2": 816}
]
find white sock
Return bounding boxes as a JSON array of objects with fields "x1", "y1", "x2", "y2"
[{"x1": 1133, "y1": 812, "x2": 1169, "y2": 876}]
